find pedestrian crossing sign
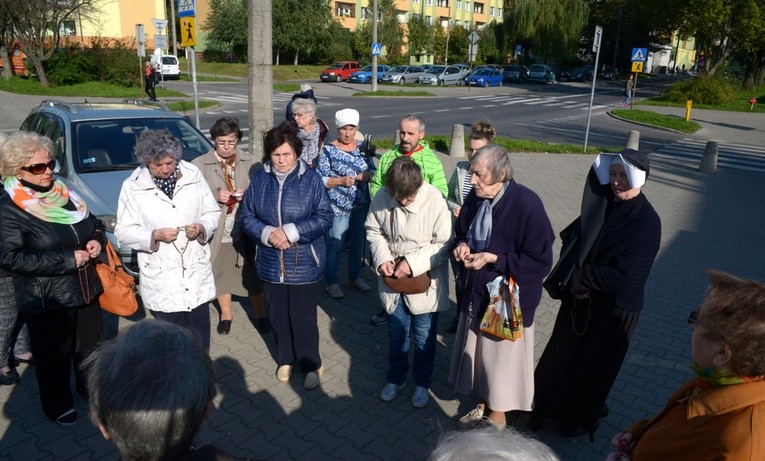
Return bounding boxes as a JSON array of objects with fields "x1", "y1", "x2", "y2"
[
  {"x1": 178, "y1": 0, "x2": 195, "y2": 18},
  {"x1": 371, "y1": 43, "x2": 382, "y2": 56},
  {"x1": 631, "y1": 48, "x2": 647, "y2": 62},
  {"x1": 631, "y1": 61, "x2": 644, "y2": 73}
]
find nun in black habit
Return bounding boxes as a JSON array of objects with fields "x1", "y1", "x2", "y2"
[{"x1": 529, "y1": 149, "x2": 661, "y2": 440}]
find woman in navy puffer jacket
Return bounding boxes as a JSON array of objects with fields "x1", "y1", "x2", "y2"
[{"x1": 240, "y1": 121, "x2": 333, "y2": 390}]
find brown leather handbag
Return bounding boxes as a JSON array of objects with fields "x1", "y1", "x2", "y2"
[
  {"x1": 95, "y1": 240, "x2": 138, "y2": 316},
  {"x1": 381, "y1": 209, "x2": 431, "y2": 295}
]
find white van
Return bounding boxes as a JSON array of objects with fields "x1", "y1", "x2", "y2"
[{"x1": 160, "y1": 55, "x2": 181, "y2": 80}]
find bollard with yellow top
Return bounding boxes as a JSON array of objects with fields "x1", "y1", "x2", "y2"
[{"x1": 685, "y1": 100, "x2": 693, "y2": 122}]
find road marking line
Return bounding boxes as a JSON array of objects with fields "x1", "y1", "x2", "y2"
[
  {"x1": 434, "y1": 109, "x2": 450, "y2": 112},
  {"x1": 502, "y1": 98, "x2": 544, "y2": 105},
  {"x1": 459, "y1": 107, "x2": 475, "y2": 110},
  {"x1": 371, "y1": 115, "x2": 391, "y2": 119}
]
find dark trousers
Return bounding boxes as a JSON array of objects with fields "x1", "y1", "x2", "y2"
[
  {"x1": 151, "y1": 304, "x2": 211, "y2": 352},
  {"x1": 145, "y1": 79, "x2": 156, "y2": 100},
  {"x1": 25, "y1": 302, "x2": 103, "y2": 420},
  {"x1": 264, "y1": 281, "x2": 321, "y2": 373}
]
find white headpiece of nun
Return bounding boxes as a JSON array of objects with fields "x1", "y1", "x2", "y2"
[{"x1": 592, "y1": 153, "x2": 647, "y2": 189}]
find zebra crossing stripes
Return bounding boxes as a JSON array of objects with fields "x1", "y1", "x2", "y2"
[
  {"x1": 650, "y1": 138, "x2": 765, "y2": 173},
  {"x1": 458, "y1": 93, "x2": 609, "y2": 111}
]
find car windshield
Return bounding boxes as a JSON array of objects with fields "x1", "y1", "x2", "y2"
[
  {"x1": 359, "y1": 65, "x2": 373, "y2": 72},
  {"x1": 505, "y1": 66, "x2": 520, "y2": 71},
  {"x1": 390, "y1": 66, "x2": 407, "y2": 73},
  {"x1": 474, "y1": 69, "x2": 492, "y2": 76},
  {"x1": 74, "y1": 118, "x2": 211, "y2": 173},
  {"x1": 161, "y1": 57, "x2": 176, "y2": 64},
  {"x1": 530, "y1": 65, "x2": 546, "y2": 72},
  {"x1": 328, "y1": 63, "x2": 344, "y2": 69}
]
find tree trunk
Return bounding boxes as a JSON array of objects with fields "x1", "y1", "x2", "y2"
[
  {"x1": 275, "y1": 47, "x2": 280, "y2": 65},
  {"x1": 293, "y1": 50, "x2": 299, "y2": 66},
  {"x1": 0, "y1": 47, "x2": 11, "y2": 79},
  {"x1": 31, "y1": 58, "x2": 49, "y2": 86}
]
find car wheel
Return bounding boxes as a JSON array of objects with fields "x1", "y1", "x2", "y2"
[
  {"x1": 439, "y1": 79, "x2": 444, "y2": 86},
  {"x1": 365, "y1": 77, "x2": 372, "y2": 84},
  {"x1": 399, "y1": 78, "x2": 405, "y2": 85},
  {"x1": 483, "y1": 81, "x2": 489, "y2": 88},
  {"x1": 336, "y1": 75, "x2": 342, "y2": 82}
]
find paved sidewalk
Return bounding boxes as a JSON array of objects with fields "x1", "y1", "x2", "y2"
[{"x1": 1, "y1": 146, "x2": 764, "y2": 460}]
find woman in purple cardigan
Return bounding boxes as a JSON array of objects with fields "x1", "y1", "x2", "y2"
[{"x1": 450, "y1": 145, "x2": 554, "y2": 429}]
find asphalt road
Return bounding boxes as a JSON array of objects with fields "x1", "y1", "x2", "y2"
[{"x1": 174, "y1": 75, "x2": 681, "y2": 151}]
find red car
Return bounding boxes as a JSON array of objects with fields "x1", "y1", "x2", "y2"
[{"x1": 320, "y1": 61, "x2": 360, "y2": 82}]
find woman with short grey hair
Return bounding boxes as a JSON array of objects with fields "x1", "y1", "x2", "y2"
[
  {"x1": 291, "y1": 98, "x2": 328, "y2": 167},
  {"x1": 115, "y1": 129, "x2": 220, "y2": 351}
]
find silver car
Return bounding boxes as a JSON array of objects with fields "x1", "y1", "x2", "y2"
[
  {"x1": 417, "y1": 65, "x2": 464, "y2": 86},
  {"x1": 378, "y1": 65, "x2": 427, "y2": 85},
  {"x1": 20, "y1": 100, "x2": 213, "y2": 277}
]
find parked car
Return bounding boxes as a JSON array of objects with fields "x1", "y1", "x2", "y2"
[
  {"x1": 600, "y1": 66, "x2": 620, "y2": 81},
  {"x1": 465, "y1": 68, "x2": 503, "y2": 87},
  {"x1": 19, "y1": 100, "x2": 214, "y2": 278},
  {"x1": 417, "y1": 65, "x2": 464, "y2": 86},
  {"x1": 502, "y1": 65, "x2": 528, "y2": 83},
  {"x1": 569, "y1": 65, "x2": 594, "y2": 82},
  {"x1": 378, "y1": 65, "x2": 427, "y2": 84},
  {"x1": 527, "y1": 64, "x2": 556, "y2": 84},
  {"x1": 420, "y1": 64, "x2": 436, "y2": 74},
  {"x1": 158, "y1": 55, "x2": 181, "y2": 80},
  {"x1": 475, "y1": 64, "x2": 503, "y2": 72},
  {"x1": 554, "y1": 66, "x2": 572, "y2": 82},
  {"x1": 348, "y1": 64, "x2": 391, "y2": 83},
  {"x1": 320, "y1": 61, "x2": 360, "y2": 82}
]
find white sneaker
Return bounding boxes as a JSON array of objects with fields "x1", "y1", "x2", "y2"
[
  {"x1": 459, "y1": 404, "x2": 485, "y2": 427},
  {"x1": 412, "y1": 386, "x2": 430, "y2": 408},
  {"x1": 380, "y1": 382, "x2": 405, "y2": 401},
  {"x1": 276, "y1": 365, "x2": 292, "y2": 383},
  {"x1": 350, "y1": 278, "x2": 371, "y2": 293},
  {"x1": 304, "y1": 366, "x2": 323, "y2": 390},
  {"x1": 325, "y1": 284, "x2": 345, "y2": 299}
]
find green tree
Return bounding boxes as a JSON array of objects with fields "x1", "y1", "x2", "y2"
[
  {"x1": 202, "y1": 0, "x2": 247, "y2": 60},
  {"x1": 510, "y1": 0, "x2": 588, "y2": 62},
  {"x1": 273, "y1": 0, "x2": 335, "y2": 65},
  {"x1": 407, "y1": 14, "x2": 435, "y2": 56},
  {"x1": 3, "y1": 0, "x2": 100, "y2": 86},
  {"x1": 377, "y1": 0, "x2": 404, "y2": 62}
]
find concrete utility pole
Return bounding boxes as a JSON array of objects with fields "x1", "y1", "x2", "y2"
[
  {"x1": 372, "y1": 0, "x2": 378, "y2": 92},
  {"x1": 249, "y1": 0, "x2": 274, "y2": 159},
  {"x1": 170, "y1": 0, "x2": 178, "y2": 57}
]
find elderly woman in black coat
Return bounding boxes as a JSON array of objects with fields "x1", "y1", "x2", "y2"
[
  {"x1": 0, "y1": 132, "x2": 105, "y2": 426},
  {"x1": 530, "y1": 149, "x2": 661, "y2": 439}
]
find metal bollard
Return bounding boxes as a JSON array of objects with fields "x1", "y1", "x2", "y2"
[
  {"x1": 449, "y1": 124, "x2": 466, "y2": 157},
  {"x1": 626, "y1": 130, "x2": 640, "y2": 150},
  {"x1": 698, "y1": 141, "x2": 718, "y2": 174}
]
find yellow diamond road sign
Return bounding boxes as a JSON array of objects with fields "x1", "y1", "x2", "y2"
[
  {"x1": 631, "y1": 61, "x2": 644, "y2": 73},
  {"x1": 181, "y1": 17, "x2": 196, "y2": 47}
]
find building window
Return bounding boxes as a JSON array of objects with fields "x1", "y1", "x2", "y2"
[
  {"x1": 465, "y1": 2, "x2": 471, "y2": 12},
  {"x1": 437, "y1": 0, "x2": 448, "y2": 7},
  {"x1": 413, "y1": 0, "x2": 419, "y2": 3},
  {"x1": 498, "y1": 8, "x2": 502, "y2": 16},
  {"x1": 426, "y1": 15, "x2": 433, "y2": 25},
  {"x1": 61, "y1": 20, "x2": 76, "y2": 36},
  {"x1": 361, "y1": 7, "x2": 369, "y2": 19},
  {"x1": 426, "y1": 0, "x2": 433, "y2": 5},
  {"x1": 490, "y1": 6, "x2": 494, "y2": 16},
  {"x1": 474, "y1": 2, "x2": 483, "y2": 14},
  {"x1": 457, "y1": 0, "x2": 462, "y2": 10}
]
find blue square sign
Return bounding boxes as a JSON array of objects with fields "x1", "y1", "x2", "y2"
[
  {"x1": 631, "y1": 48, "x2": 647, "y2": 62},
  {"x1": 179, "y1": 0, "x2": 195, "y2": 18},
  {"x1": 371, "y1": 43, "x2": 382, "y2": 56}
]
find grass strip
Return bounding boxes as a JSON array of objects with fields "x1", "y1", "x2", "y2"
[
  {"x1": 374, "y1": 135, "x2": 618, "y2": 154},
  {"x1": 612, "y1": 109, "x2": 701, "y2": 133},
  {"x1": 353, "y1": 90, "x2": 436, "y2": 97}
]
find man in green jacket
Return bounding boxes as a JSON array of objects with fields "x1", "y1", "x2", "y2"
[
  {"x1": 369, "y1": 114, "x2": 449, "y2": 326},
  {"x1": 369, "y1": 115, "x2": 448, "y2": 198}
]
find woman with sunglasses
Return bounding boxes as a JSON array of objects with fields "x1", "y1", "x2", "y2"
[
  {"x1": 0, "y1": 131, "x2": 105, "y2": 427},
  {"x1": 192, "y1": 117, "x2": 270, "y2": 336},
  {"x1": 607, "y1": 271, "x2": 765, "y2": 460}
]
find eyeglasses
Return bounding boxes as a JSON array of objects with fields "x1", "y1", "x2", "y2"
[
  {"x1": 293, "y1": 113, "x2": 310, "y2": 118},
  {"x1": 687, "y1": 310, "x2": 699, "y2": 325},
  {"x1": 20, "y1": 159, "x2": 56, "y2": 175}
]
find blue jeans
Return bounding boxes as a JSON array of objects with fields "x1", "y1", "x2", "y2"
[
  {"x1": 387, "y1": 297, "x2": 439, "y2": 388},
  {"x1": 324, "y1": 205, "x2": 367, "y2": 285}
]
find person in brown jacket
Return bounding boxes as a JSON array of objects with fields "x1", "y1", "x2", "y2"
[{"x1": 607, "y1": 270, "x2": 765, "y2": 461}]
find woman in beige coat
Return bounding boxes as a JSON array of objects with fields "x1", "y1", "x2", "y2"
[
  {"x1": 192, "y1": 117, "x2": 269, "y2": 335},
  {"x1": 365, "y1": 156, "x2": 452, "y2": 409}
]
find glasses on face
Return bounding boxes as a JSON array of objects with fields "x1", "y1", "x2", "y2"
[
  {"x1": 293, "y1": 113, "x2": 309, "y2": 118},
  {"x1": 20, "y1": 159, "x2": 56, "y2": 175},
  {"x1": 687, "y1": 310, "x2": 699, "y2": 325}
]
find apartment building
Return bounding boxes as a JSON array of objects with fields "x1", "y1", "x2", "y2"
[{"x1": 334, "y1": 0, "x2": 504, "y2": 31}]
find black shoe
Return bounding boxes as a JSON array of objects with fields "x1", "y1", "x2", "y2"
[
  {"x1": 598, "y1": 403, "x2": 609, "y2": 418},
  {"x1": 0, "y1": 369, "x2": 20, "y2": 385},
  {"x1": 255, "y1": 317, "x2": 272, "y2": 334},
  {"x1": 370, "y1": 309, "x2": 388, "y2": 326},
  {"x1": 56, "y1": 408, "x2": 78, "y2": 427},
  {"x1": 217, "y1": 319, "x2": 232, "y2": 335},
  {"x1": 446, "y1": 315, "x2": 459, "y2": 333}
]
